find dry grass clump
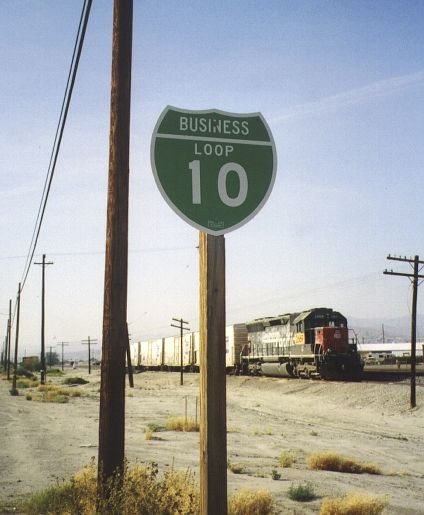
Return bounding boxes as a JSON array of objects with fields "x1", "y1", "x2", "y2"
[
  {"x1": 25, "y1": 461, "x2": 200, "y2": 515},
  {"x1": 228, "y1": 461, "x2": 246, "y2": 474},
  {"x1": 37, "y1": 384, "x2": 57, "y2": 391},
  {"x1": 33, "y1": 384, "x2": 82, "y2": 403},
  {"x1": 320, "y1": 492, "x2": 388, "y2": 514},
  {"x1": 16, "y1": 377, "x2": 39, "y2": 389},
  {"x1": 165, "y1": 416, "x2": 199, "y2": 432},
  {"x1": 228, "y1": 489, "x2": 275, "y2": 515},
  {"x1": 254, "y1": 427, "x2": 273, "y2": 436},
  {"x1": 308, "y1": 452, "x2": 382, "y2": 475},
  {"x1": 144, "y1": 429, "x2": 153, "y2": 440},
  {"x1": 279, "y1": 450, "x2": 296, "y2": 468}
]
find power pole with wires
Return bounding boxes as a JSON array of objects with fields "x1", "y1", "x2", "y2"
[
  {"x1": 384, "y1": 254, "x2": 424, "y2": 408},
  {"x1": 34, "y1": 254, "x2": 54, "y2": 385},
  {"x1": 57, "y1": 342, "x2": 69, "y2": 371},
  {"x1": 82, "y1": 337, "x2": 98, "y2": 374},
  {"x1": 171, "y1": 318, "x2": 190, "y2": 385},
  {"x1": 11, "y1": 284, "x2": 21, "y2": 396}
]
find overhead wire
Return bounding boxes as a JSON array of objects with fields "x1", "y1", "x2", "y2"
[
  {"x1": 5, "y1": 1, "x2": 93, "y2": 334},
  {"x1": 19, "y1": 0, "x2": 93, "y2": 292}
]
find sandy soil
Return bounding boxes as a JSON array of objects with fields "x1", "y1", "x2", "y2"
[{"x1": 1, "y1": 369, "x2": 423, "y2": 514}]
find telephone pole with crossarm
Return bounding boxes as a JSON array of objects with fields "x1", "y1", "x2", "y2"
[{"x1": 384, "y1": 254, "x2": 424, "y2": 408}]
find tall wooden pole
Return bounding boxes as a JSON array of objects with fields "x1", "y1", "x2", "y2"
[
  {"x1": 410, "y1": 255, "x2": 418, "y2": 409},
  {"x1": 57, "y1": 342, "x2": 69, "y2": 371},
  {"x1": 34, "y1": 254, "x2": 53, "y2": 385},
  {"x1": 199, "y1": 232, "x2": 227, "y2": 515},
  {"x1": 6, "y1": 299, "x2": 11, "y2": 380},
  {"x1": 98, "y1": 0, "x2": 133, "y2": 487},
  {"x1": 11, "y1": 284, "x2": 21, "y2": 394},
  {"x1": 82, "y1": 337, "x2": 98, "y2": 374},
  {"x1": 171, "y1": 317, "x2": 190, "y2": 385},
  {"x1": 384, "y1": 254, "x2": 424, "y2": 409},
  {"x1": 41, "y1": 255, "x2": 46, "y2": 381}
]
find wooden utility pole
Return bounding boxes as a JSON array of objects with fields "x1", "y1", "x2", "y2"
[
  {"x1": 47, "y1": 345, "x2": 54, "y2": 368},
  {"x1": 384, "y1": 254, "x2": 424, "y2": 408},
  {"x1": 199, "y1": 233, "x2": 227, "y2": 515},
  {"x1": 6, "y1": 299, "x2": 11, "y2": 380},
  {"x1": 57, "y1": 341, "x2": 69, "y2": 371},
  {"x1": 171, "y1": 317, "x2": 190, "y2": 385},
  {"x1": 98, "y1": 0, "x2": 133, "y2": 489},
  {"x1": 82, "y1": 336, "x2": 98, "y2": 374},
  {"x1": 34, "y1": 254, "x2": 54, "y2": 385},
  {"x1": 11, "y1": 284, "x2": 21, "y2": 395}
]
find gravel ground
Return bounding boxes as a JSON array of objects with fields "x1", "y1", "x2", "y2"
[{"x1": 0, "y1": 369, "x2": 423, "y2": 513}]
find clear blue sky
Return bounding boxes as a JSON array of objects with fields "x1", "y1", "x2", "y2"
[{"x1": 1, "y1": 1, "x2": 424, "y2": 355}]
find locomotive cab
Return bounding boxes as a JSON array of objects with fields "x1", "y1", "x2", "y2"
[{"x1": 315, "y1": 326, "x2": 349, "y2": 354}]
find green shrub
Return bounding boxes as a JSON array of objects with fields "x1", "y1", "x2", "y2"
[
  {"x1": 271, "y1": 469, "x2": 281, "y2": 480},
  {"x1": 17, "y1": 366, "x2": 38, "y2": 377},
  {"x1": 63, "y1": 376, "x2": 89, "y2": 385},
  {"x1": 287, "y1": 482, "x2": 316, "y2": 502},
  {"x1": 146, "y1": 422, "x2": 166, "y2": 433},
  {"x1": 46, "y1": 369, "x2": 64, "y2": 376}
]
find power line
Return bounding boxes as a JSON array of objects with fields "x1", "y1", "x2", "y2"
[
  {"x1": 19, "y1": 0, "x2": 93, "y2": 292},
  {"x1": 0, "y1": 245, "x2": 196, "y2": 261}
]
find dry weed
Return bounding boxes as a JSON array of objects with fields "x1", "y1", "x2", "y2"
[
  {"x1": 228, "y1": 461, "x2": 246, "y2": 474},
  {"x1": 166, "y1": 416, "x2": 199, "y2": 432},
  {"x1": 33, "y1": 384, "x2": 82, "y2": 403},
  {"x1": 228, "y1": 488, "x2": 275, "y2": 515},
  {"x1": 320, "y1": 492, "x2": 388, "y2": 514},
  {"x1": 279, "y1": 450, "x2": 296, "y2": 468},
  {"x1": 16, "y1": 378, "x2": 38, "y2": 388},
  {"x1": 308, "y1": 452, "x2": 382, "y2": 475},
  {"x1": 25, "y1": 461, "x2": 199, "y2": 514}
]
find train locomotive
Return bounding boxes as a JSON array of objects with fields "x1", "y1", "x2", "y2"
[
  {"x1": 243, "y1": 307, "x2": 363, "y2": 380},
  {"x1": 129, "y1": 307, "x2": 363, "y2": 381}
]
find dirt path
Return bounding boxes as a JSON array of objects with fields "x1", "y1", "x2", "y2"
[{"x1": 1, "y1": 370, "x2": 423, "y2": 513}]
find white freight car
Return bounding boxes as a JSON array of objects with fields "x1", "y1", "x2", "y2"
[
  {"x1": 163, "y1": 333, "x2": 196, "y2": 368},
  {"x1": 129, "y1": 324, "x2": 247, "y2": 372}
]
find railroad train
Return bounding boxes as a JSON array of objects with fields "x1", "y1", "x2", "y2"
[{"x1": 129, "y1": 307, "x2": 363, "y2": 380}]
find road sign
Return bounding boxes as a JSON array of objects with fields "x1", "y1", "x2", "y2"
[{"x1": 151, "y1": 106, "x2": 277, "y2": 235}]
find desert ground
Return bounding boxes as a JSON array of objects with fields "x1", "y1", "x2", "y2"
[{"x1": 0, "y1": 368, "x2": 423, "y2": 514}]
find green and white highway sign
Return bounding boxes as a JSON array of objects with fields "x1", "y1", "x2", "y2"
[{"x1": 151, "y1": 106, "x2": 277, "y2": 235}]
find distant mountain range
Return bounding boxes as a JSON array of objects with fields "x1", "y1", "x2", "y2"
[{"x1": 349, "y1": 314, "x2": 424, "y2": 343}]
